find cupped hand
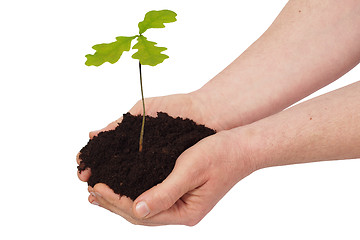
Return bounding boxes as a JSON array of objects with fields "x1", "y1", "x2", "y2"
[
  {"x1": 86, "y1": 128, "x2": 256, "y2": 226},
  {"x1": 76, "y1": 93, "x2": 255, "y2": 225},
  {"x1": 77, "y1": 93, "x2": 222, "y2": 182}
]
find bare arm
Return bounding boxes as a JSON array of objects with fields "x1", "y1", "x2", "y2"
[
  {"x1": 87, "y1": 81, "x2": 360, "y2": 226},
  {"x1": 242, "y1": 81, "x2": 360, "y2": 169},
  {"x1": 192, "y1": 0, "x2": 360, "y2": 130},
  {"x1": 116, "y1": 81, "x2": 360, "y2": 226}
]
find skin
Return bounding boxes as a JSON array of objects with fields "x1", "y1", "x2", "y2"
[{"x1": 77, "y1": 0, "x2": 360, "y2": 226}]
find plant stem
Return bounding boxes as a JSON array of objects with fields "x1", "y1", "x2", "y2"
[{"x1": 139, "y1": 61, "x2": 145, "y2": 152}]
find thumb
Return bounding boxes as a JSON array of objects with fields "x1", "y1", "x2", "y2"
[
  {"x1": 132, "y1": 160, "x2": 201, "y2": 219},
  {"x1": 89, "y1": 118, "x2": 123, "y2": 139}
]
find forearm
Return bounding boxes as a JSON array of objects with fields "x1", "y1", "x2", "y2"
[
  {"x1": 192, "y1": 0, "x2": 360, "y2": 130},
  {"x1": 239, "y1": 81, "x2": 360, "y2": 170}
]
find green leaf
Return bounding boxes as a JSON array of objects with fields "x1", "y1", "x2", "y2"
[
  {"x1": 85, "y1": 36, "x2": 136, "y2": 66},
  {"x1": 138, "y1": 10, "x2": 177, "y2": 35},
  {"x1": 132, "y1": 35, "x2": 168, "y2": 66}
]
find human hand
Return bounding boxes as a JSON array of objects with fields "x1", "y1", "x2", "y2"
[
  {"x1": 84, "y1": 128, "x2": 256, "y2": 225},
  {"x1": 76, "y1": 93, "x2": 257, "y2": 225},
  {"x1": 77, "y1": 93, "x2": 224, "y2": 182}
]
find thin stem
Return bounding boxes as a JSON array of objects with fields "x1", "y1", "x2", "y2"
[{"x1": 139, "y1": 61, "x2": 145, "y2": 152}]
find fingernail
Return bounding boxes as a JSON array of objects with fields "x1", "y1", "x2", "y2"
[
  {"x1": 135, "y1": 201, "x2": 150, "y2": 218},
  {"x1": 91, "y1": 201, "x2": 100, "y2": 206},
  {"x1": 90, "y1": 191, "x2": 102, "y2": 198}
]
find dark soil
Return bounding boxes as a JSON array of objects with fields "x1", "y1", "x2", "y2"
[{"x1": 78, "y1": 112, "x2": 215, "y2": 200}]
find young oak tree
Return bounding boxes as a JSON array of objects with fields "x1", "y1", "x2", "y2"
[{"x1": 85, "y1": 10, "x2": 177, "y2": 152}]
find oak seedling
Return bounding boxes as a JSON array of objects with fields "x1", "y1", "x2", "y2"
[{"x1": 85, "y1": 10, "x2": 177, "y2": 152}]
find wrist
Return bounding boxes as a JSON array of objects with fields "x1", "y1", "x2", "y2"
[
  {"x1": 188, "y1": 89, "x2": 235, "y2": 131},
  {"x1": 190, "y1": 80, "x2": 251, "y2": 131},
  {"x1": 218, "y1": 127, "x2": 263, "y2": 183},
  {"x1": 226, "y1": 123, "x2": 274, "y2": 173}
]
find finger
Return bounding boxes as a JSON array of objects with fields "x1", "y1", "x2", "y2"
[
  {"x1": 129, "y1": 100, "x2": 145, "y2": 115},
  {"x1": 89, "y1": 184, "x2": 158, "y2": 226},
  {"x1": 92, "y1": 183, "x2": 135, "y2": 221},
  {"x1": 132, "y1": 155, "x2": 206, "y2": 220},
  {"x1": 89, "y1": 117, "x2": 123, "y2": 139},
  {"x1": 93, "y1": 183, "x2": 133, "y2": 215},
  {"x1": 76, "y1": 152, "x2": 91, "y2": 181},
  {"x1": 128, "y1": 98, "x2": 159, "y2": 117},
  {"x1": 76, "y1": 152, "x2": 81, "y2": 165},
  {"x1": 136, "y1": 187, "x2": 209, "y2": 226},
  {"x1": 88, "y1": 193, "x2": 100, "y2": 206},
  {"x1": 77, "y1": 168, "x2": 91, "y2": 182},
  {"x1": 87, "y1": 185, "x2": 179, "y2": 226},
  {"x1": 132, "y1": 175, "x2": 190, "y2": 220}
]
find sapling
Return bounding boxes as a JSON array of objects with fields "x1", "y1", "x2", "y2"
[{"x1": 85, "y1": 10, "x2": 177, "y2": 152}]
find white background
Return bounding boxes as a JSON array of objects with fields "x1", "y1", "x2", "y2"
[{"x1": 1, "y1": 0, "x2": 359, "y2": 239}]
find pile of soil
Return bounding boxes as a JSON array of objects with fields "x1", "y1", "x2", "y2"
[{"x1": 78, "y1": 112, "x2": 215, "y2": 200}]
